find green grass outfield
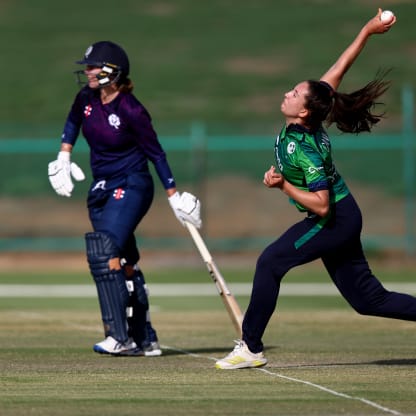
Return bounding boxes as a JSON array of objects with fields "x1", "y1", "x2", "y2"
[
  {"x1": 1, "y1": 0, "x2": 416, "y2": 130},
  {"x1": 1, "y1": 266, "x2": 415, "y2": 415}
]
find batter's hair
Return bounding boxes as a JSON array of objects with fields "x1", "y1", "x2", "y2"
[
  {"x1": 117, "y1": 77, "x2": 134, "y2": 93},
  {"x1": 305, "y1": 70, "x2": 391, "y2": 133}
]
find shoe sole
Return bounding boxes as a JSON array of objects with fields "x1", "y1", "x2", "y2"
[
  {"x1": 215, "y1": 359, "x2": 267, "y2": 370},
  {"x1": 93, "y1": 345, "x2": 111, "y2": 354},
  {"x1": 117, "y1": 347, "x2": 145, "y2": 357},
  {"x1": 93, "y1": 345, "x2": 141, "y2": 356},
  {"x1": 144, "y1": 349, "x2": 162, "y2": 357}
]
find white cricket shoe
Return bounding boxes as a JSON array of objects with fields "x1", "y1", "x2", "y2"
[
  {"x1": 143, "y1": 341, "x2": 162, "y2": 357},
  {"x1": 93, "y1": 336, "x2": 137, "y2": 355},
  {"x1": 215, "y1": 340, "x2": 267, "y2": 370}
]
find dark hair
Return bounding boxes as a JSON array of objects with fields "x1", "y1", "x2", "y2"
[
  {"x1": 117, "y1": 78, "x2": 134, "y2": 93},
  {"x1": 305, "y1": 71, "x2": 391, "y2": 133}
]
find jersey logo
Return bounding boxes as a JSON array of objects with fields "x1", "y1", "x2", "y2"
[
  {"x1": 113, "y1": 188, "x2": 125, "y2": 200},
  {"x1": 108, "y1": 114, "x2": 121, "y2": 129},
  {"x1": 287, "y1": 141, "x2": 296, "y2": 154},
  {"x1": 308, "y1": 166, "x2": 324, "y2": 174},
  {"x1": 92, "y1": 180, "x2": 106, "y2": 191},
  {"x1": 84, "y1": 105, "x2": 92, "y2": 117}
]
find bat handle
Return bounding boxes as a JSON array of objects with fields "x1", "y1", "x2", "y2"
[{"x1": 184, "y1": 222, "x2": 213, "y2": 263}]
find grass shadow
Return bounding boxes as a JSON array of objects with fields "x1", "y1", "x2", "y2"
[{"x1": 268, "y1": 358, "x2": 416, "y2": 369}]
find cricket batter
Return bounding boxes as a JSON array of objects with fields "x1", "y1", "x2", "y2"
[
  {"x1": 216, "y1": 9, "x2": 416, "y2": 369},
  {"x1": 48, "y1": 41, "x2": 201, "y2": 356}
]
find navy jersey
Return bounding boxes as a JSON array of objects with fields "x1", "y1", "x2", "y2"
[
  {"x1": 274, "y1": 123, "x2": 349, "y2": 212},
  {"x1": 61, "y1": 86, "x2": 175, "y2": 189}
]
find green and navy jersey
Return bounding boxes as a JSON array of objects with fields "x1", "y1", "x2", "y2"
[{"x1": 274, "y1": 123, "x2": 350, "y2": 212}]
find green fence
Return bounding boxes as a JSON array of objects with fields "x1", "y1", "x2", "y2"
[{"x1": 0, "y1": 88, "x2": 414, "y2": 256}]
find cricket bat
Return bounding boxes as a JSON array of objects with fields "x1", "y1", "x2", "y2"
[{"x1": 185, "y1": 221, "x2": 243, "y2": 337}]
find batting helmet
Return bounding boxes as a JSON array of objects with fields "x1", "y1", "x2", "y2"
[{"x1": 76, "y1": 41, "x2": 130, "y2": 86}]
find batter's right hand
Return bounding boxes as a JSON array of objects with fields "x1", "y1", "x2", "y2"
[{"x1": 48, "y1": 151, "x2": 85, "y2": 197}]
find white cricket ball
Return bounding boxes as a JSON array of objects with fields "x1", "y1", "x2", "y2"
[{"x1": 380, "y1": 10, "x2": 394, "y2": 23}]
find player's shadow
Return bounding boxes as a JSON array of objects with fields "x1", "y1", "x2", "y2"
[
  {"x1": 161, "y1": 345, "x2": 279, "y2": 356},
  {"x1": 267, "y1": 358, "x2": 416, "y2": 369},
  {"x1": 161, "y1": 346, "x2": 416, "y2": 366},
  {"x1": 370, "y1": 358, "x2": 416, "y2": 366}
]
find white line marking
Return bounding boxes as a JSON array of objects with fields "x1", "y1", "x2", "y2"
[
  {"x1": 258, "y1": 368, "x2": 403, "y2": 416},
  {"x1": 161, "y1": 345, "x2": 403, "y2": 416},
  {"x1": 0, "y1": 283, "x2": 415, "y2": 297},
  {"x1": 49, "y1": 307, "x2": 405, "y2": 415}
]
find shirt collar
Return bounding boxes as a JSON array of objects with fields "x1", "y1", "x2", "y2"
[{"x1": 286, "y1": 123, "x2": 312, "y2": 134}]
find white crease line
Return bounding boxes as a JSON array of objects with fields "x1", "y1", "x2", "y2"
[
  {"x1": 0, "y1": 283, "x2": 415, "y2": 297},
  {"x1": 161, "y1": 345, "x2": 403, "y2": 416},
  {"x1": 257, "y1": 368, "x2": 402, "y2": 416}
]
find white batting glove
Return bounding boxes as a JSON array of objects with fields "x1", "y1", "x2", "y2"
[
  {"x1": 168, "y1": 191, "x2": 202, "y2": 229},
  {"x1": 48, "y1": 151, "x2": 85, "y2": 197}
]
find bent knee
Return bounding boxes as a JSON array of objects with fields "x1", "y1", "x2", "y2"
[
  {"x1": 85, "y1": 232, "x2": 121, "y2": 276},
  {"x1": 348, "y1": 297, "x2": 379, "y2": 316}
]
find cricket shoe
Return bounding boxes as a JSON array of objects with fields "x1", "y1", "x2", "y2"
[
  {"x1": 93, "y1": 336, "x2": 137, "y2": 356},
  {"x1": 118, "y1": 346, "x2": 145, "y2": 357},
  {"x1": 142, "y1": 341, "x2": 162, "y2": 357},
  {"x1": 215, "y1": 340, "x2": 267, "y2": 370}
]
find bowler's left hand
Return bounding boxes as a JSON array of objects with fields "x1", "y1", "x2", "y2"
[{"x1": 263, "y1": 166, "x2": 284, "y2": 189}]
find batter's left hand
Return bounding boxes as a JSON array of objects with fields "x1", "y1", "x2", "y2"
[{"x1": 169, "y1": 191, "x2": 202, "y2": 228}]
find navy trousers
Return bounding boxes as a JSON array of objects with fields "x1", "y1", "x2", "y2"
[
  {"x1": 87, "y1": 170, "x2": 154, "y2": 262},
  {"x1": 243, "y1": 193, "x2": 416, "y2": 353}
]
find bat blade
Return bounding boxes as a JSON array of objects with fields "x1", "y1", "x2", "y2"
[{"x1": 185, "y1": 222, "x2": 243, "y2": 337}]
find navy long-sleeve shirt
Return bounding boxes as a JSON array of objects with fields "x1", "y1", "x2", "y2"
[{"x1": 61, "y1": 86, "x2": 176, "y2": 189}]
